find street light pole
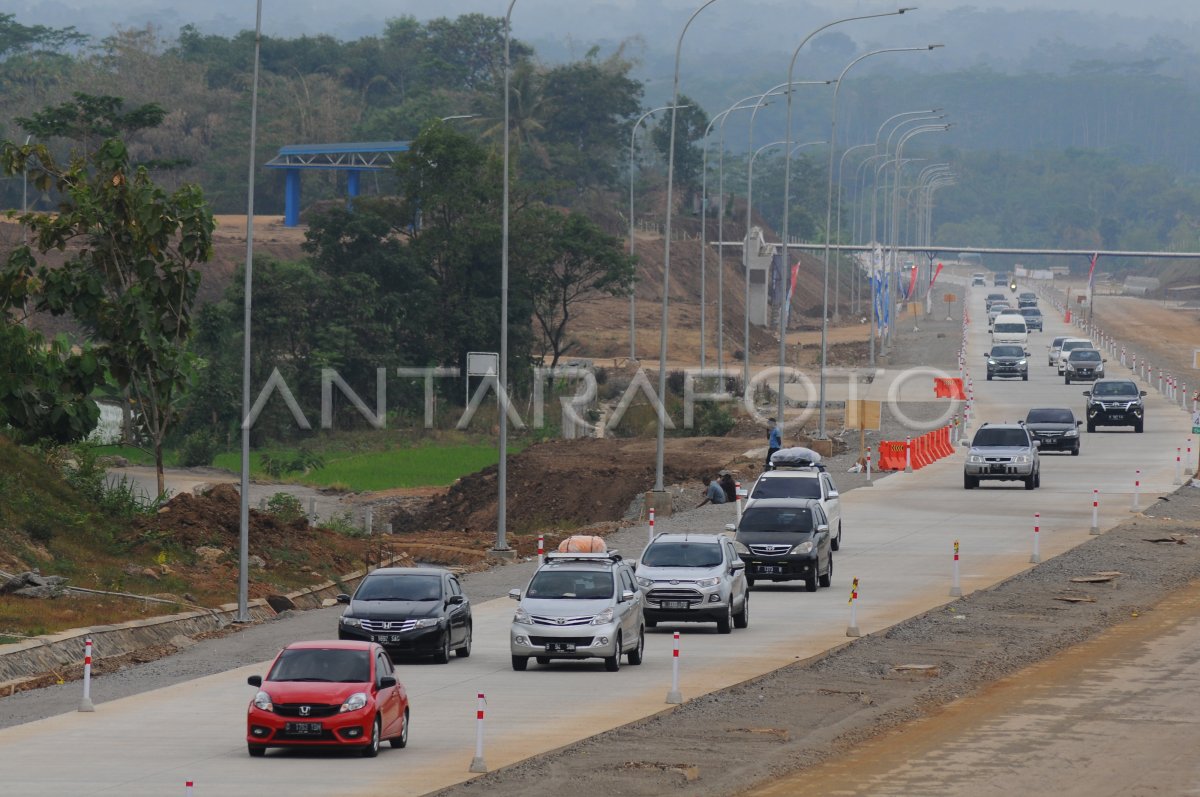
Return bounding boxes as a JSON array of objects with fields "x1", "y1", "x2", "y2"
[
  {"x1": 777, "y1": 8, "x2": 915, "y2": 438},
  {"x1": 237, "y1": 0, "x2": 264, "y2": 623},
  {"x1": 889, "y1": 124, "x2": 949, "y2": 345},
  {"x1": 496, "y1": 0, "x2": 518, "y2": 555},
  {"x1": 655, "y1": 0, "x2": 722, "y2": 495},
  {"x1": 630, "y1": 104, "x2": 681, "y2": 362},
  {"x1": 817, "y1": 45, "x2": 938, "y2": 438},
  {"x1": 833, "y1": 141, "x2": 873, "y2": 322}
]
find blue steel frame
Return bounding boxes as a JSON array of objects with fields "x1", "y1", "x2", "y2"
[{"x1": 264, "y1": 141, "x2": 410, "y2": 226}]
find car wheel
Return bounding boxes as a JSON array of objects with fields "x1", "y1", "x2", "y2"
[
  {"x1": 1064, "y1": 375, "x2": 1071, "y2": 384},
  {"x1": 604, "y1": 634, "x2": 622, "y2": 672},
  {"x1": 433, "y1": 632, "x2": 451, "y2": 664},
  {"x1": 716, "y1": 603, "x2": 733, "y2": 634},
  {"x1": 645, "y1": 618, "x2": 657, "y2": 628},
  {"x1": 455, "y1": 624, "x2": 472, "y2": 658},
  {"x1": 746, "y1": 576, "x2": 756, "y2": 588},
  {"x1": 1024, "y1": 474, "x2": 1036, "y2": 490},
  {"x1": 536, "y1": 656, "x2": 551, "y2": 665},
  {"x1": 362, "y1": 715, "x2": 381, "y2": 758},
  {"x1": 1135, "y1": 421, "x2": 1144, "y2": 433},
  {"x1": 627, "y1": 627, "x2": 645, "y2": 665},
  {"x1": 1034, "y1": 470, "x2": 1042, "y2": 488},
  {"x1": 819, "y1": 552, "x2": 833, "y2": 588},
  {"x1": 831, "y1": 522, "x2": 842, "y2": 552},
  {"x1": 734, "y1": 592, "x2": 750, "y2": 629},
  {"x1": 1072, "y1": 444, "x2": 1080, "y2": 456},
  {"x1": 247, "y1": 744, "x2": 266, "y2": 758},
  {"x1": 964, "y1": 474, "x2": 978, "y2": 489},
  {"x1": 1087, "y1": 421, "x2": 1096, "y2": 433},
  {"x1": 389, "y1": 708, "x2": 409, "y2": 749},
  {"x1": 805, "y1": 569, "x2": 818, "y2": 593},
  {"x1": 987, "y1": 373, "x2": 993, "y2": 381},
  {"x1": 1022, "y1": 372, "x2": 1028, "y2": 381},
  {"x1": 511, "y1": 655, "x2": 529, "y2": 671}
]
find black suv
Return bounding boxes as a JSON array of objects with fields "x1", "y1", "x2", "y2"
[
  {"x1": 986, "y1": 344, "x2": 1029, "y2": 380},
  {"x1": 733, "y1": 498, "x2": 833, "y2": 592},
  {"x1": 1084, "y1": 379, "x2": 1146, "y2": 432},
  {"x1": 1024, "y1": 407, "x2": 1082, "y2": 455},
  {"x1": 337, "y1": 567, "x2": 472, "y2": 663}
]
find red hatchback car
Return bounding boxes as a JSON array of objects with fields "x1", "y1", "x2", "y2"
[{"x1": 246, "y1": 640, "x2": 409, "y2": 757}]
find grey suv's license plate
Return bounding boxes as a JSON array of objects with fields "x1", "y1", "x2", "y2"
[
  {"x1": 662, "y1": 600, "x2": 690, "y2": 609},
  {"x1": 546, "y1": 642, "x2": 575, "y2": 652},
  {"x1": 755, "y1": 565, "x2": 783, "y2": 574}
]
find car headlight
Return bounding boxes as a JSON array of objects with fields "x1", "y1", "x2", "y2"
[
  {"x1": 1014, "y1": 455, "x2": 1029, "y2": 464},
  {"x1": 987, "y1": 359, "x2": 997, "y2": 365},
  {"x1": 636, "y1": 576, "x2": 654, "y2": 588},
  {"x1": 695, "y1": 577, "x2": 721, "y2": 588},
  {"x1": 590, "y1": 607, "x2": 615, "y2": 625},
  {"x1": 340, "y1": 692, "x2": 368, "y2": 713},
  {"x1": 790, "y1": 541, "x2": 814, "y2": 554},
  {"x1": 253, "y1": 691, "x2": 273, "y2": 712},
  {"x1": 968, "y1": 454, "x2": 983, "y2": 464},
  {"x1": 514, "y1": 607, "x2": 531, "y2": 624},
  {"x1": 413, "y1": 617, "x2": 440, "y2": 629},
  {"x1": 1064, "y1": 429, "x2": 1078, "y2": 437},
  {"x1": 1018, "y1": 359, "x2": 1027, "y2": 365},
  {"x1": 339, "y1": 615, "x2": 362, "y2": 628}
]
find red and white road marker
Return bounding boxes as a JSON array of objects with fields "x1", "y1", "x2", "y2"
[
  {"x1": 648, "y1": 507, "x2": 656, "y2": 546},
  {"x1": 1030, "y1": 513, "x2": 1041, "y2": 564},
  {"x1": 666, "y1": 632, "x2": 682, "y2": 704},
  {"x1": 537, "y1": 534, "x2": 544, "y2": 566},
  {"x1": 846, "y1": 577, "x2": 861, "y2": 637},
  {"x1": 1131, "y1": 470, "x2": 1142, "y2": 513},
  {"x1": 79, "y1": 637, "x2": 95, "y2": 712},
  {"x1": 1090, "y1": 489, "x2": 1100, "y2": 535},
  {"x1": 468, "y1": 692, "x2": 487, "y2": 773},
  {"x1": 949, "y1": 540, "x2": 962, "y2": 597}
]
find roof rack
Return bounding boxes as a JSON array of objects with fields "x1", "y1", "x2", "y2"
[{"x1": 543, "y1": 551, "x2": 623, "y2": 563}]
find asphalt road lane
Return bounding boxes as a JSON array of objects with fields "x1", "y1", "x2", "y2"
[{"x1": 0, "y1": 285, "x2": 1190, "y2": 795}]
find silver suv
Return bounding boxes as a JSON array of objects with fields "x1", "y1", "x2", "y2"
[
  {"x1": 635, "y1": 533, "x2": 749, "y2": 633},
  {"x1": 509, "y1": 551, "x2": 644, "y2": 672},
  {"x1": 745, "y1": 461, "x2": 843, "y2": 550},
  {"x1": 963, "y1": 423, "x2": 1041, "y2": 490}
]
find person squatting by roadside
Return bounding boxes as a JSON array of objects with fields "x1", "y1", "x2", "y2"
[{"x1": 698, "y1": 475, "x2": 727, "y2": 507}]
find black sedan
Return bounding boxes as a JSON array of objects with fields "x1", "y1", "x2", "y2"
[
  {"x1": 986, "y1": 345, "x2": 1029, "y2": 380},
  {"x1": 1023, "y1": 407, "x2": 1082, "y2": 455},
  {"x1": 337, "y1": 567, "x2": 472, "y2": 663}
]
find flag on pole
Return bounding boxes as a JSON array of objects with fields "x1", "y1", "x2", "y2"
[
  {"x1": 929, "y1": 262, "x2": 944, "y2": 291},
  {"x1": 1086, "y1": 252, "x2": 1099, "y2": 289}
]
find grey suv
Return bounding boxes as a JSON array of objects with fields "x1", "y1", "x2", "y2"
[
  {"x1": 985, "y1": 344, "x2": 1029, "y2": 381},
  {"x1": 509, "y1": 551, "x2": 644, "y2": 671},
  {"x1": 1063, "y1": 348, "x2": 1104, "y2": 384},
  {"x1": 963, "y1": 423, "x2": 1041, "y2": 490},
  {"x1": 635, "y1": 533, "x2": 749, "y2": 633}
]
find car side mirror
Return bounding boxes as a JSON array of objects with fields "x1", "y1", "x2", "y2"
[
  {"x1": 1031, "y1": 440, "x2": 1040, "y2": 447},
  {"x1": 816, "y1": 523, "x2": 830, "y2": 534},
  {"x1": 378, "y1": 675, "x2": 397, "y2": 689},
  {"x1": 1102, "y1": 358, "x2": 1107, "y2": 363},
  {"x1": 731, "y1": 560, "x2": 745, "y2": 571},
  {"x1": 828, "y1": 490, "x2": 839, "y2": 499},
  {"x1": 960, "y1": 440, "x2": 970, "y2": 447},
  {"x1": 508, "y1": 588, "x2": 521, "y2": 601},
  {"x1": 247, "y1": 675, "x2": 263, "y2": 688},
  {"x1": 336, "y1": 593, "x2": 350, "y2": 604},
  {"x1": 1082, "y1": 391, "x2": 1091, "y2": 397},
  {"x1": 621, "y1": 590, "x2": 636, "y2": 602},
  {"x1": 446, "y1": 594, "x2": 465, "y2": 605},
  {"x1": 724, "y1": 523, "x2": 736, "y2": 532},
  {"x1": 1140, "y1": 390, "x2": 1147, "y2": 397},
  {"x1": 1076, "y1": 420, "x2": 1083, "y2": 426}
]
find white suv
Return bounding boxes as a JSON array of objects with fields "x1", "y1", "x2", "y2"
[
  {"x1": 745, "y1": 466, "x2": 843, "y2": 550},
  {"x1": 508, "y1": 551, "x2": 644, "y2": 672},
  {"x1": 636, "y1": 533, "x2": 749, "y2": 633}
]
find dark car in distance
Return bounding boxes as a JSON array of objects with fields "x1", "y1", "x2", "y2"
[
  {"x1": 986, "y1": 344, "x2": 1029, "y2": 381},
  {"x1": 1024, "y1": 407, "x2": 1082, "y2": 455},
  {"x1": 337, "y1": 567, "x2": 472, "y2": 663}
]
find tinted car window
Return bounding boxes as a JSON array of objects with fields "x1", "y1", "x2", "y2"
[
  {"x1": 269, "y1": 648, "x2": 370, "y2": 683},
  {"x1": 1027, "y1": 409, "x2": 1074, "y2": 423},
  {"x1": 642, "y1": 542, "x2": 724, "y2": 567},
  {"x1": 527, "y1": 570, "x2": 613, "y2": 599},
  {"x1": 1069, "y1": 350, "x2": 1102, "y2": 362},
  {"x1": 972, "y1": 428, "x2": 1031, "y2": 447},
  {"x1": 991, "y1": 345, "x2": 1024, "y2": 357},
  {"x1": 355, "y1": 574, "x2": 442, "y2": 601},
  {"x1": 750, "y1": 477, "x2": 821, "y2": 499},
  {"x1": 1094, "y1": 381, "x2": 1139, "y2": 397},
  {"x1": 739, "y1": 506, "x2": 815, "y2": 533},
  {"x1": 994, "y1": 322, "x2": 1026, "y2": 333}
]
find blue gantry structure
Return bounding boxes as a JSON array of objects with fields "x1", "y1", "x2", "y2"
[{"x1": 264, "y1": 141, "x2": 411, "y2": 227}]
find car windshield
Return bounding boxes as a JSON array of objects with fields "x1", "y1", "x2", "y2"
[
  {"x1": 991, "y1": 346, "x2": 1024, "y2": 357},
  {"x1": 1093, "y1": 382, "x2": 1139, "y2": 397},
  {"x1": 972, "y1": 428, "x2": 1030, "y2": 447},
  {"x1": 1051, "y1": 337, "x2": 1067, "y2": 348},
  {"x1": 1027, "y1": 408, "x2": 1074, "y2": 423},
  {"x1": 268, "y1": 648, "x2": 370, "y2": 683},
  {"x1": 1063, "y1": 340, "x2": 1092, "y2": 351},
  {"x1": 355, "y1": 574, "x2": 442, "y2": 601},
  {"x1": 641, "y1": 542, "x2": 724, "y2": 568},
  {"x1": 1070, "y1": 350, "x2": 1102, "y2": 362},
  {"x1": 750, "y1": 477, "x2": 821, "y2": 499},
  {"x1": 526, "y1": 570, "x2": 613, "y2": 599},
  {"x1": 994, "y1": 322, "x2": 1025, "y2": 333},
  {"x1": 739, "y1": 506, "x2": 816, "y2": 533},
  {"x1": 1020, "y1": 308, "x2": 1041, "y2": 316}
]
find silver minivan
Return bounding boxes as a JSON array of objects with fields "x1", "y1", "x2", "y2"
[
  {"x1": 635, "y1": 533, "x2": 749, "y2": 633},
  {"x1": 509, "y1": 551, "x2": 644, "y2": 671}
]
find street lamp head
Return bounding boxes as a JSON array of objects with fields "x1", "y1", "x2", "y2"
[
  {"x1": 928, "y1": 44, "x2": 944, "y2": 49},
  {"x1": 898, "y1": 7, "x2": 917, "y2": 13}
]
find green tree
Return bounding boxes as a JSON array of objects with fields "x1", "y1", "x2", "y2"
[
  {"x1": 650, "y1": 95, "x2": 709, "y2": 193},
  {"x1": 0, "y1": 134, "x2": 214, "y2": 495},
  {"x1": 0, "y1": 323, "x2": 101, "y2": 444}
]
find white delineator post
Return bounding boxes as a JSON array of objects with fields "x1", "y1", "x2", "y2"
[
  {"x1": 1030, "y1": 513, "x2": 1041, "y2": 564},
  {"x1": 469, "y1": 692, "x2": 487, "y2": 773},
  {"x1": 79, "y1": 637, "x2": 95, "y2": 712},
  {"x1": 648, "y1": 507, "x2": 656, "y2": 546},
  {"x1": 865, "y1": 449, "x2": 873, "y2": 486},
  {"x1": 185, "y1": 782, "x2": 194, "y2": 797},
  {"x1": 735, "y1": 481, "x2": 743, "y2": 521},
  {"x1": 666, "y1": 631, "x2": 682, "y2": 704},
  {"x1": 1189, "y1": 439, "x2": 1195, "y2": 477},
  {"x1": 1090, "y1": 489, "x2": 1100, "y2": 535},
  {"x1": 949, "y1": 540, "x2": 962, "y2": 597},
  {"x1": 904, "y1": 435, "x2": 913, "y2": 473},
  {"x1": 1131, "y1": 470, "x2": 1142, "y2": 512},
  {"x1": 537, "y1": 534, "x2": 545, "y2": 566},
  {"x1": 846, "y1": 577, "x2": 861, "y2": 637},
  {"x1": 1175, "y1": 447, "x2": 1183, "y2": 486}
]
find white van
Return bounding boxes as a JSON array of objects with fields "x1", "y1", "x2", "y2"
[{"x1": 991, "y1": 313, "x2": 1029, "y2": 347}]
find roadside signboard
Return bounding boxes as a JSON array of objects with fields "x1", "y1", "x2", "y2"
[{"x1": 846, "y1": 399, "x2": 882, "y2": 431}]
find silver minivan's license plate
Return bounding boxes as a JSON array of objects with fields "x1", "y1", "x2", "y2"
[
  {"x1": 546, "y1": 642, "x2": 576, "y2": 652},
  {"x1": 662, "y1": 600, "x2": 690, "y2": 609}
]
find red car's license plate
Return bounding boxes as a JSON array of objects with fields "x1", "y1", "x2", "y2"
[{"x1": 286, "y1": 722, "x2": 323, "y2": 735}]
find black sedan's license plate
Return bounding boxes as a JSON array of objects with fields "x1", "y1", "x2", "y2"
[
  {"x1": 755, "y1": 565, "x2": 783, "y2": 574},
  {"x1": 546, "y1": 642, "x2": 575, "y2": 652},
  {"x1": 286, "y1": 722, "x2": 323, "y2": 735},
  {"x1": 374, "y1": 634, "x2": 403, "y2": 643},
  {"x1": 662, "y1": 600, "x2": 691, "y2": 609}
]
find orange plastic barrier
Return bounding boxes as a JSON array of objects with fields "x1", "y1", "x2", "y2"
[
  {"x1": 912, "y1": 434, "x2": 928, "y2": 469},
  {"x1": 933, "y1": 377, "x2": 967, "y2": 400},
  {"x1": 938, "y1": 425, "x2": 954, "y2": 458},
  {"x1": 877, "y1": 441, "x2": 907, "y2": 471}
]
